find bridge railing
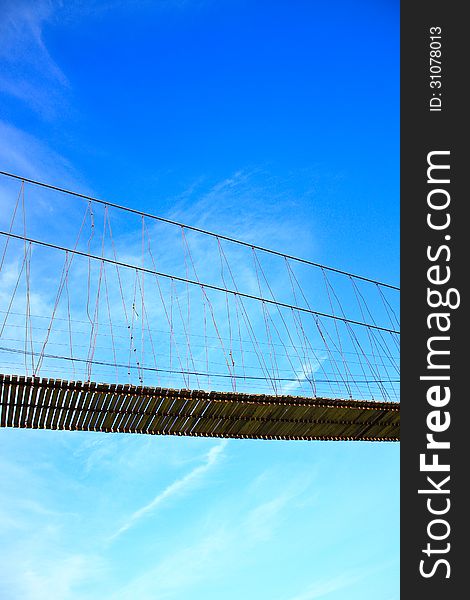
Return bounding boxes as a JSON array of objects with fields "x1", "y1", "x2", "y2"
[{"x1": 0, "y1": 171, "x2": 399, "y2": 402}]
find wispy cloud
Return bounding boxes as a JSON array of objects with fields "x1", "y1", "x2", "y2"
[
  {"x1": 0, "y1": 0, "x2": 68, "y2": 117},
  {"x1": 286, "y1": 570, "x2": 365, "y2": 600},
  {"x1": 286, "y1": 558, "x2": 399, "y2": 600},
  {"x1": 109, "y1": 439, "x2": 228, "y2": 541},
  {"x1": 243, "y1": 492, "x2": 293, "y2": 542},
  {"x1": 280, "y1": 362, "x2": 323, "y2": 395},
  {"x1": 0, "y1": 551, "x2": 104, "y2": 600},
  {"x1": 168, "y1": 169, "x2": 316, "y2": 258},
  {"x1": 109, "y1": 528, "x2": 230, "y2": 600},
  {"x1": 108, "y1": 470, "x2": 313, "y2": 599},
  {"x1": 0, "y1": 432, "x2": 231, "y2": 599},
  {"x1": 0, "y1": 120, "x2": 82, "y2": 186},
  {"x1": 0, "y1": 448, "x2": 105, "y2": 600}
]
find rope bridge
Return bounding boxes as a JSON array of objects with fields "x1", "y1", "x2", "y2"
[
  {"x1": 0, "y1": 171, "x2": 400, "y2": 441},
  {"x1": 0, "y1": 375, "x2": 399, "y2": 441}
]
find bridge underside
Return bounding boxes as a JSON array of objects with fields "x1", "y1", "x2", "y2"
[{"x1": 0, "y1": 374, "x2": 399, "y2": 441}]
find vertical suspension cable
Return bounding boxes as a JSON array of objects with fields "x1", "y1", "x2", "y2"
[
  {"x1": 103, "y1": 262, "x2": 118, "y2": 383},
  {"x1": 348, "y1": 277, "x2": 377, "y2": 399},
  {"x1": 128, "y1": 268, "x2": 140, "y2": 384},
  {"x1": 0, "y1": 252, "x2": 27, "y2": 339},
  {"x1": 0, "y1": 182, "x2": 27, "y2": 375},
  {"x1": 349, "y1": 279, "x2": 399, "y2": 400},
  {"x1": 376, "y1": 283, "x2": 400, "y2": 350},
  {"x1": 134, "y1": 247, "x2": 161, "y2": 388},
  {"x1": 21, "y1": 185, "x2": 34, "y2": 376},
  {"x1": 143, "y1": 220, "x2": 188, "y2": 388},
  {"x1": 65, "y1": 255, "x2": 76, "y2": 380},
  {"x1": 0, "y1": 181, "x2": 23, "y2": 274},
  {"x1": 217, "y1": 241, "x2": 276, "y2": 394},
  {"x1": 285, "y1": 262, "x2": 344, "y2": 398},
  {"x1": 202, "y1": 288, "x2": 211, "y2": 389},
  {"x1": 181, "y1": 229, "x2": 235, "y2": 390},
  {"x1": 181, "y1": 227, "x2": 191, "y2": 387},
  {"x1": 350, "y1": 277, "x2": 385, "y2": 399},
  {"x1": 217, "y1": 239, "x2": 235, "y2": 385},
  {"x1": 253, "y1": 250, "x2": 317, "y2": 397},
  {"x1": 322, "y1": 270, "x2": 375, "y2": 399},
  {"x1": 285, "y1": 260, "x2": 319, "y2": 396},
  {"x1": 233, "y1": 294, "x2": 247, "y2": 388},
  {"x1": 350, "y1": 279, "x2": 400, "y2": 375},
  {"x1": 86, "y1": 206, "x2": 107, "y2": 381},
  {"x1": 320, "y1": 268, "x2": 353, "y2": 398},
  {"x1": 170, "y1": 277, "x2": 188, "y2": 388},
  {"x1": 253, "y1": 252, "x2": 308, "y2": 394},
  {"x1": 26, "y1": 242, "x2": 34, "y2": 375},
  {"x1": 173, "y1": 276, "x2": 200, "y2": 389},
  {"x1": 141, "y1": 216, "x2": 146, "y2": 385},
  {"x1": 324, "y1": 271, "x2": 395, "y2": 400},
  {"x1": 86, "y1": 201, "x2": 95, "y2": 326},
  {"x1": 312, "y1": 316, "x2": 346, "y2": 397},
  {"x1": 169, "y1": 277, "x2": 174, "y2": 380},
  {"x1": 34, "y1": 204, "x2": 90, "y2": 375},
  {"x1": 106, "y1": 210, "x2": 140, "y2": 379},
  {"x1": 35, "y1": 251, "x2": 70, "y2": 375},
  {"x1": 252, "y1": 248, "x2": 279, "y2": 394}
]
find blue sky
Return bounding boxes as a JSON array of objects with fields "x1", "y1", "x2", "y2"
[{"x1": 0, "y1": 1, "x2": 399, "y2": 599}]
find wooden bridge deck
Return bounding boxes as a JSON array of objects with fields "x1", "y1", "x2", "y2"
[{"x1": 0, "y1": 374, "x2": 399, "y2": 441}]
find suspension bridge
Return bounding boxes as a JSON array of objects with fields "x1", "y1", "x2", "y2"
[{"x1": 0, "y1": 171, "x2": 400, "y2": 441}]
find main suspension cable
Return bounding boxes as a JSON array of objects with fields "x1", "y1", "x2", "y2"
[
  {"x1": 0, "y1": 231, "x2": 400, "y2": 335},
  {"x1": 0, "y1": 171, "x2": 399, "y2": 290}
]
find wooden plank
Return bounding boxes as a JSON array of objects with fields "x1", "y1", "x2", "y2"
[
  {"x1": 83, "y1": 385, "x2": 100, "y2": 430},
  {"x1": 26, "y1": 377, "x2": 41, "y2": 428},
  {"x1": 69, "y1": 382, "x2": 87, "y2": 430},
  {"x1": 110, "y1": 384, "x2": 134, "y2": 432},
  {"x1": 18, "y1": 377, "x2": 33, "y2": 427},
  {"x1": 46, "y1": 381, "x2": 61, "y2": 430},
  {"x1": 110, "y1": 386, "x2": 132, "y2": 432},
  {"x1": 0, "y1": 374, "x2": 9, "y2": 428},
  {"x1": 57, "y1": 384, "x2": 73, "y2": 430},
  {"x1": 166, "y1": 391, "x2": 197, "y2": 434},
  {"x1": 133, "y1": 390, "x2": 162, "y2": 433},
  {"x1": 100, "y1": 384, "x2": 123, "y2": 431},
  {"x1": 36, "y1": 379, "x2": 52, "y2": 429},
  {"x1": 6, "y1": 375, "x2": 18, "y2": 427},
  {"x1": 93, "y1": 386, "x2": 116, "y2": 432},
  {"x1": 185, "y1": 398, "x2": 211, "y2": 435},
  {"x1": 75, "y1": 382, "x2": 97, "y2": 430},
  {"x1": 122, "y1": 387, "x2": 145, "y2": 432},
  {"x1": 30, "y1": 379, "x2": 46, "y2": 428},
  {"x1": 53, "y1": 383, "x2": 70, "y2": 429},
  {"x1": 162, "y1": 394, "x2": 192, "y2": 434},
  {"x1": 82, "y1": 384, "x2": 104, "y2": 431},
  {"x1": 12, "y1": 375, "x2": 26, "y2": 428},
  {"x1": 63, "y1": 383, "x2": 81, "y2": 430},
  {"x1": 40, "y1": 379, "x2": 56, "y2": 429},
  {"x1": 120, "y1": 390, "x2": 147, "y2": 433},
  {"x1": 146, "y1": 392, "x2": 176, "y2": 434},
  {"x1": 179, "y1": 395, "x2": 207, "y2": 435}
]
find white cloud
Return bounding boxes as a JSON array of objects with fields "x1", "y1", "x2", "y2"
[
  {"x1": 280, "y1": 361, "x2": 323, "y2": 395},
  {"x1": 0, "y1": 549, "x2": 104, "y2": 600},
  {"x1": 0, "y1": 0, "x2": 68, "y2": 117},
  {"x1": 109, "y1": 528, "x2": 230, "y2": 600},
  {"x1": 107, "y1": 468, "x2": 314, "y2": 599},
  {"x1": 0, "y1": 455, "x2": 105, "y2": 600},
  {"x1": 286, "y1": 571, "x2": 365, "y2": 600},
  {"x1": 0, "y1": 120, "x2": 81, "y2": 185},
  {"x1": 109, "y1": 439, "x2": 228, "y2": 541}
]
